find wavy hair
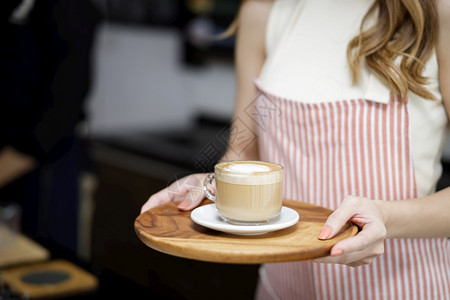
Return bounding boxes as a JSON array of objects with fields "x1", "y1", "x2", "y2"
[{"x1": 347, "y1": 0, "x2": 439, "y2": 101}]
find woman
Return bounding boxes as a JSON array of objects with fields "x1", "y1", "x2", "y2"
[{"x1": 142, "y1": 0, "x2": 450, "y2": 298}]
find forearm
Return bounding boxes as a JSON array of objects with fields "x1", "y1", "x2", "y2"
[
  {"x1": 219, "y1": 103, "x2": 261, "y2": 162},
  {"x1": 220, "y1": 142, "x2": 259, "y2": 162},
  {"x1": 378, "y1": 187, "x2": 450, "y2": 238},
  {"x1": 217, "y1": 0, "x2": 270, "y2": 165}
]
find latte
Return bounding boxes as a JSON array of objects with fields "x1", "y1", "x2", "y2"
[{"x1": 205, "y1": 161, "x2": 284, "y2": 224}]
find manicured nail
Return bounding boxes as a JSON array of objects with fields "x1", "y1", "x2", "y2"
[
  {"x1": 318, "y1": 225, "x2": 332, "y2": 240},
  {"x1": 177, "y1": 199, "x2": 191, "y2": 209},
  {"x1": 331, "y1": 248, "x2": 344, "y2": 256}
]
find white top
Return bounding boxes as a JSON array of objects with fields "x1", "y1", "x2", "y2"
[{"x1": 257, "y1": 0, "x2": 449, "y2": 197}]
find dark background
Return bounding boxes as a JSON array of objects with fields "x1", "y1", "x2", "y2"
[{"x1": 1, "y1": 0, "x2": 449, "y2": 299}]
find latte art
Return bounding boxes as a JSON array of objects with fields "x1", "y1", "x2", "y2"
[
  {"x1": 224, "y1": 163, "x2": 271, "y2": 173},
  {"x1": 216, "y1": 161, "x2": 283, "y2": 185}
]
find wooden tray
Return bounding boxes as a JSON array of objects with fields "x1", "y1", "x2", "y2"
[{"x1": 135, "y1": 199, "x2": 358, "y2": 264}]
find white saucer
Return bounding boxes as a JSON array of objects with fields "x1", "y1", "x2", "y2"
[{"x1": 190, "y1": 204, "x2": 299, "y2": 235}]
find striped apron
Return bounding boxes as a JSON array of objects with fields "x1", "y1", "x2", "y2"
[{"x1": 253, "y1": 84, "x2": 450, "y2": 300}]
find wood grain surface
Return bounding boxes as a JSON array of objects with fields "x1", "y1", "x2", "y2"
[{"x1": 135, "y1": 199, "x2": 358, "y2": 264}]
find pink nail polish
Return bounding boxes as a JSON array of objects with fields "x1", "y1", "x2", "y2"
[
  {"x1": 318, "y1": 226, "x2": 332, "y2": 240},
  {"x1": 331, "y1": 248, "x2": 344, "y2": 256},
  {"x1": 177, "y1": 199, "x2": 191, "y2": 209}
]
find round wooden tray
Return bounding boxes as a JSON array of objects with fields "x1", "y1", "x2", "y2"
[{"x1": 135, "y1": 199, "x2": 358, "y2": 264}]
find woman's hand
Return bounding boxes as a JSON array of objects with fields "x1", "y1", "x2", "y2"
[
  {"x1": 313, "y1": 196, "x2": 387, "y2": 267},
  {"x1": 140, "y1": 173, "x2": 208, "y2": 214}
]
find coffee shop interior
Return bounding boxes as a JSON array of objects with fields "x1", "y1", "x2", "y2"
[{"x1": 1, "y1": 0, "x2": 450, "y2": 299}]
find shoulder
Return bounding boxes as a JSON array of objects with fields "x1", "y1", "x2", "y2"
[
  {"x1": 435, "y1": 0, "x2": 449, "y2": 71},
  {"x1": 437, "y1": 0, "x2": 450, "y2": 119},
  {"x1": 437, "y1": 0, "x2": 450, "y2": 36},
  {"x1": 235, "y1": 0, "x2": 274, "y2": 57},
  {"x1": 437, "y1": 0, "x2": 450, "y2": 23},
  {"x1": 238, "y1": 0, "x2": 273, "y2": 29},
  {"x1": 437, "y1": 0, "x2": 450, "y2": 57}
]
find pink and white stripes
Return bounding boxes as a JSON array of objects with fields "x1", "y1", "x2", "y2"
[{"x1": 254, "y1": 87, "x2": 450, "y2": 300}]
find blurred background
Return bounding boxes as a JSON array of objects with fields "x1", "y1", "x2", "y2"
[{"x1": 1, "y1": 0, "x2": 449, "y2": 299}]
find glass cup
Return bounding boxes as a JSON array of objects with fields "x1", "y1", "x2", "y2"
[{"x1": 203, "y1": 160, "x2": 284, "y2": 225}]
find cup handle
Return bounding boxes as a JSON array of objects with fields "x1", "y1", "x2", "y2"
[{"x1": 203, "y1": 173, "x2": 216, "y2": 202}]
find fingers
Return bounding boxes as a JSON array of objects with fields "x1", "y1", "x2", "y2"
[
  {"x1": 313, "y1": 222, "x2": 385, "y2": 267},
  {"x1": 331, "y1": 222, "x2": 385, "y2": 255},
  {"x1": 174, "y1": 174, "x2": 206, "y2": 210},
  {"x1": 318, "y1": 196, "x2": 361, "y2": 240},
  {"x1": 313, "y1": 196, "x2": 387, "y2": 268},
  {"x1": 176, "y1": 184, "x2": 205, "y2": 211},
  {"x1": 140, "y1": 189, "x2": 170, "y2": 213},
  {"x1": 140, "y1": 174, "x2": 206, "y2": 213},
  {"x1": 313, "y1": 236, "x2": 381, "y2": 266},
  {"x1": 313, "y1": 251, "x2": 378, "y2": 267}
]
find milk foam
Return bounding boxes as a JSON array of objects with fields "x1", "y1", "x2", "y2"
[
  {"x1": 224, "y1": 163, "x2": 271, "y2": 173},
  {"x1": 216, "y1": 161, "x2": 283, "y2": 185}
]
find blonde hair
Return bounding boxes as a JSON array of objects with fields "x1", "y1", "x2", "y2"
[
  {"x1": 347, "y1": 0, "x2": 439, "y2": 101},
  {"x1": 227, "y1": 0, "x2": 439, "y2": 101}
]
